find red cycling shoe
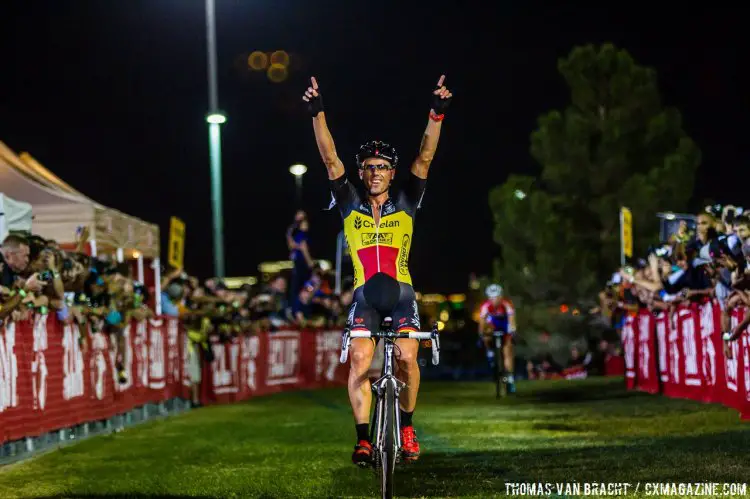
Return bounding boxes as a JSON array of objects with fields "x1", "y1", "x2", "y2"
[
  {"x1": 400, "y1": 426, "x2": 420, "y2": 461},
  {"x1": 352, "y1": 440, "x2": 373, "y2": 466}
]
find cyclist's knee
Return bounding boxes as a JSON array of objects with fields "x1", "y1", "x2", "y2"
[
  {"x1": 395, "y1": 346, "x2": 418, "y2": 367},
  {"x1": 350, "y1": 347, "x2": 373, "y2": 371}
]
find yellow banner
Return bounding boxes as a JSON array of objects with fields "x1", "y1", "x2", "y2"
[
  {"x1": 621, "y1": 207, "x2": 633, "y2": 260},
  {"x1": 168, "y1": 216, "x2": 186, "y2": 269}
]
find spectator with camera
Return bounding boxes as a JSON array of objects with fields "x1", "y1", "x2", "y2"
[
  {"x1": 286, "y1": 211, "x2": 315, "y2": 302},
  {"x1": 1, "y1": 234, "x2": 47, "y2": 324},
  {"x1": 604, "y1": 204, "x2": 750, "y2": 361}
]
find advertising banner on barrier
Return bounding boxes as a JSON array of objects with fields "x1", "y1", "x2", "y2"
[
  {"x1": 625, "y1": 301, "x2": 750, "y2": 420},
  {"x1": 201, "y1": 329, "x2": 348, "y2": 405},
  {"x1": 0, "y1": 315, "x2": 185, "y2": 444},
  {"x1": 0, "y1": 315, "x2": 352, "y2": 444},
  {"x1": 635, "y1": 309, "x2": 659, "y2": 394},
  {"x1": 622, "y1": 315, "x2": 637, "y2": 390}
]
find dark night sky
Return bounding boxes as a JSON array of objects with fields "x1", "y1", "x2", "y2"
[{"x1": 1, "y1": 2, "x2": 747, "y2": 292}]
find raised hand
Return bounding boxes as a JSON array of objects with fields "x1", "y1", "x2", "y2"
[
  {"x1": 302, "y1": 76, "x2": 324, "y2": 117},
  {"x1": 430, "y1": 74, "x2": 453, "y2": 116}
]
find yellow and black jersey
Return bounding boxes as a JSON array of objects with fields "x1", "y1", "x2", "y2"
[{"x1": 329, "y1": 172, "x2": 426, "y2": 291}]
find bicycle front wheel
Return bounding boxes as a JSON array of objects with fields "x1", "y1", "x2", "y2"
[
  {"x1": 495, "y1": 337, "x2": 506, "y2": 399},
  {"x1": 379, "y1": 381, "x2": 397, "y2": 499}
]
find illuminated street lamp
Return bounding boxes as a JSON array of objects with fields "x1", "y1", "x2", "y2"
[
  {"x1": 204, "y1": 0, "x2": 226, "y2": 278},
  {"x1": 289, "y1": 164, "x2": 308, "y2": 204},
  {"x1": 206, "y1": 112, "x2": 227, "y2": 124},
  {"x1": 514, "y1": 189, "x2": 527, "y2": 200}
]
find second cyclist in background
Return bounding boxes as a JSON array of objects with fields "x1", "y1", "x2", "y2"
[{"x1": 478, "y1": 284, "x2": 517, "y2": 393}]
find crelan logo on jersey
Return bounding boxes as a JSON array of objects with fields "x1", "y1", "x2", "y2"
[
  {"x1": 353, "y1": 215, "x2": 400, "y2": 230},
  {"x1": 361, "y1": 233, "x2": 394, "y2": 246}
]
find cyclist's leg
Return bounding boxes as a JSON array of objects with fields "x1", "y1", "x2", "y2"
[
  {"x1": 503, "y1": 333, "x2": 515, "y2": 391},
  {"x1": 483, "y1": 334, "x2": 496, "y2": 370},
  {"x1": 348, "y1": 293, "x2": 380, "y2": 464},
  {"x1": 348, "y1": 295, "x2": 380, "y2": 426},
  {"x1": 392, "y1": 284, "x2": 421, "y2": 412},
  {"x1": 392, "y1": 284, "x2": 422, "y2": 459}
]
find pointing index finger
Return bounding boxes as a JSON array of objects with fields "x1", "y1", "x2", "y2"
[
  {"x1": 436, "y1": 74, "x2": 445, "y2": 88},
  {"x1": 311, "y1": 76, "x2": 319, "y2": 90}
]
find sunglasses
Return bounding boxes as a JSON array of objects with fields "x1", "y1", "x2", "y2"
[{"x1": 359, "y1": 163, "x2": 394, "y2": 172}]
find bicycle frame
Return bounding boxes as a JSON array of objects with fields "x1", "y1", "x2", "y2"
[
  {"x1": 370, "y1": 339, "x2": 407, "y2": 452},
  {"x1": 340, "y1": 323, "x2": 440, "y2": 463}
]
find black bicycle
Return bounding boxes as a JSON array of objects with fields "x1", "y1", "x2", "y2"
[
  {"x1": 491, "y1": 331, "x2": 508, "y2": 399},
  {"x1": 340, "y1": 317, "x2": 440, "y2": 499}
]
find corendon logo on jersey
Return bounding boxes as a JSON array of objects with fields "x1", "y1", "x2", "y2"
[{"x1": 0, "y1": 322, "x2": 18, "y2": 413}]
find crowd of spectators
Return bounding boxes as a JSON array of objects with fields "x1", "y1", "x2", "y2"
[
  {"x1": 0, "y1": 209, "x2": 355, "y2": 405},
  {"x1": 599, "y1": 204, "x2": 750, "y2": 358}
]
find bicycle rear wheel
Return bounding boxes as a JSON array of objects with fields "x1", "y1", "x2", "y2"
[{"x1": 379, "y1": 381, "x2": 397, "y2": 499}]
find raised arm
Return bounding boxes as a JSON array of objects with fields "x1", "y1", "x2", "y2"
[
  {"x1": 411, "y1": 75, "x2": 453, "y2": 180},
  {"x1": 303, "y1": 77, "x2": 345, "y2": 180}
]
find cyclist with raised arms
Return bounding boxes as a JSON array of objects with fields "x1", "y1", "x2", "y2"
[
  {"x1": 302, "y1": 75, "x2": 452, "y2": 465},
  {"x1": 479, "y1": 284, "x2": 517, "y2": 393}
]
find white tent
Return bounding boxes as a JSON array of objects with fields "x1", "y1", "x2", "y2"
[
  {"x1": 0, "y1": 193, "x2": 33, "y2": 241},
  {"x1": 0, "y1": 141, "x2": 160, "y2": 259}
]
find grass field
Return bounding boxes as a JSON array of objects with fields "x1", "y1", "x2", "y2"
[{"x1": 1, "y1": 377, "x2": 750, "y2": 498}]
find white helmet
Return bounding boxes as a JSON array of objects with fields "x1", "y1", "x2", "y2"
[{"x1": 485, "y1": 284, "x2": 503, "y2": 298}]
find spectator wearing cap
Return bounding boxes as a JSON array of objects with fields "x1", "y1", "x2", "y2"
[{"x1": 160, "y1": 267, "x2": 185, "y2": 317}]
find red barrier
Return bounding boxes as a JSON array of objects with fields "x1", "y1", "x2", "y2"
[
  {"x1": 626, "y1": 302, "x2": 750, "y2": 420},
  {"x1": 0, "y1": 316, "x2": 348, "y2": 445}
]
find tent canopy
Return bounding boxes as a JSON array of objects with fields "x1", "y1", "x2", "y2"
[
  {"x1": 0, "y1": 141, "x2": 160, "y2": 258},
  {"x1": 0, "y1": 193, "x2": 33, "y2": 241}
]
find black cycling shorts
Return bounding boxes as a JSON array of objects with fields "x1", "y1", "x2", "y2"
[{"x1": 347, "y1": 272, "x2": 421, "y2": 336}]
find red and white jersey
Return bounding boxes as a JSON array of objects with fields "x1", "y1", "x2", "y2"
[{"x1": 479, "y1": 299, "x2": 516, "y2": 332}]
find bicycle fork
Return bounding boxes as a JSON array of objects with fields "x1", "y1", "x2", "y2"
[{"x1": 371, "y1": 342, "x2": 406, "y2": 459}]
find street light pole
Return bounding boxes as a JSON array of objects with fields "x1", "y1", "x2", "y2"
[
  {"x1": 294, "y1": 175, "x2": 303, "y2": 204},
  {"x1": 289, "y1": 164, "x2": 308, "y2": 208},
  {"x1": 205, "y1": 0, "x2": 226, "y2": 278}
]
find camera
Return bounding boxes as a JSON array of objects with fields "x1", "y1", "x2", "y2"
[{"x1": 38, "y1": 270, "x2": 55, "y2": 282}]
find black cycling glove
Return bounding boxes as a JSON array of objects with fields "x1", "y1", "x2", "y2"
[
  {"x1": 306, "y1": 91, "x2": 324, "y2": 117},
  {"x1": 431, "y1": 86, "x2": 452, "y2": 116}
]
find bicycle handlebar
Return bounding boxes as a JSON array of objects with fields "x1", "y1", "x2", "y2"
[{"x1": 339, "y1": 328, "x2": 440, "y2": 366}]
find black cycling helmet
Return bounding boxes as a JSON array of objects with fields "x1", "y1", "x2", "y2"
[{"x1": 355, "y1": 140, "x2": 398, "y2": 168}]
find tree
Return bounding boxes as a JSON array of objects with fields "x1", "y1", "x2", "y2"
[{"x1": 489, "y1": 44, "x2": 701, "y2": 332}]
